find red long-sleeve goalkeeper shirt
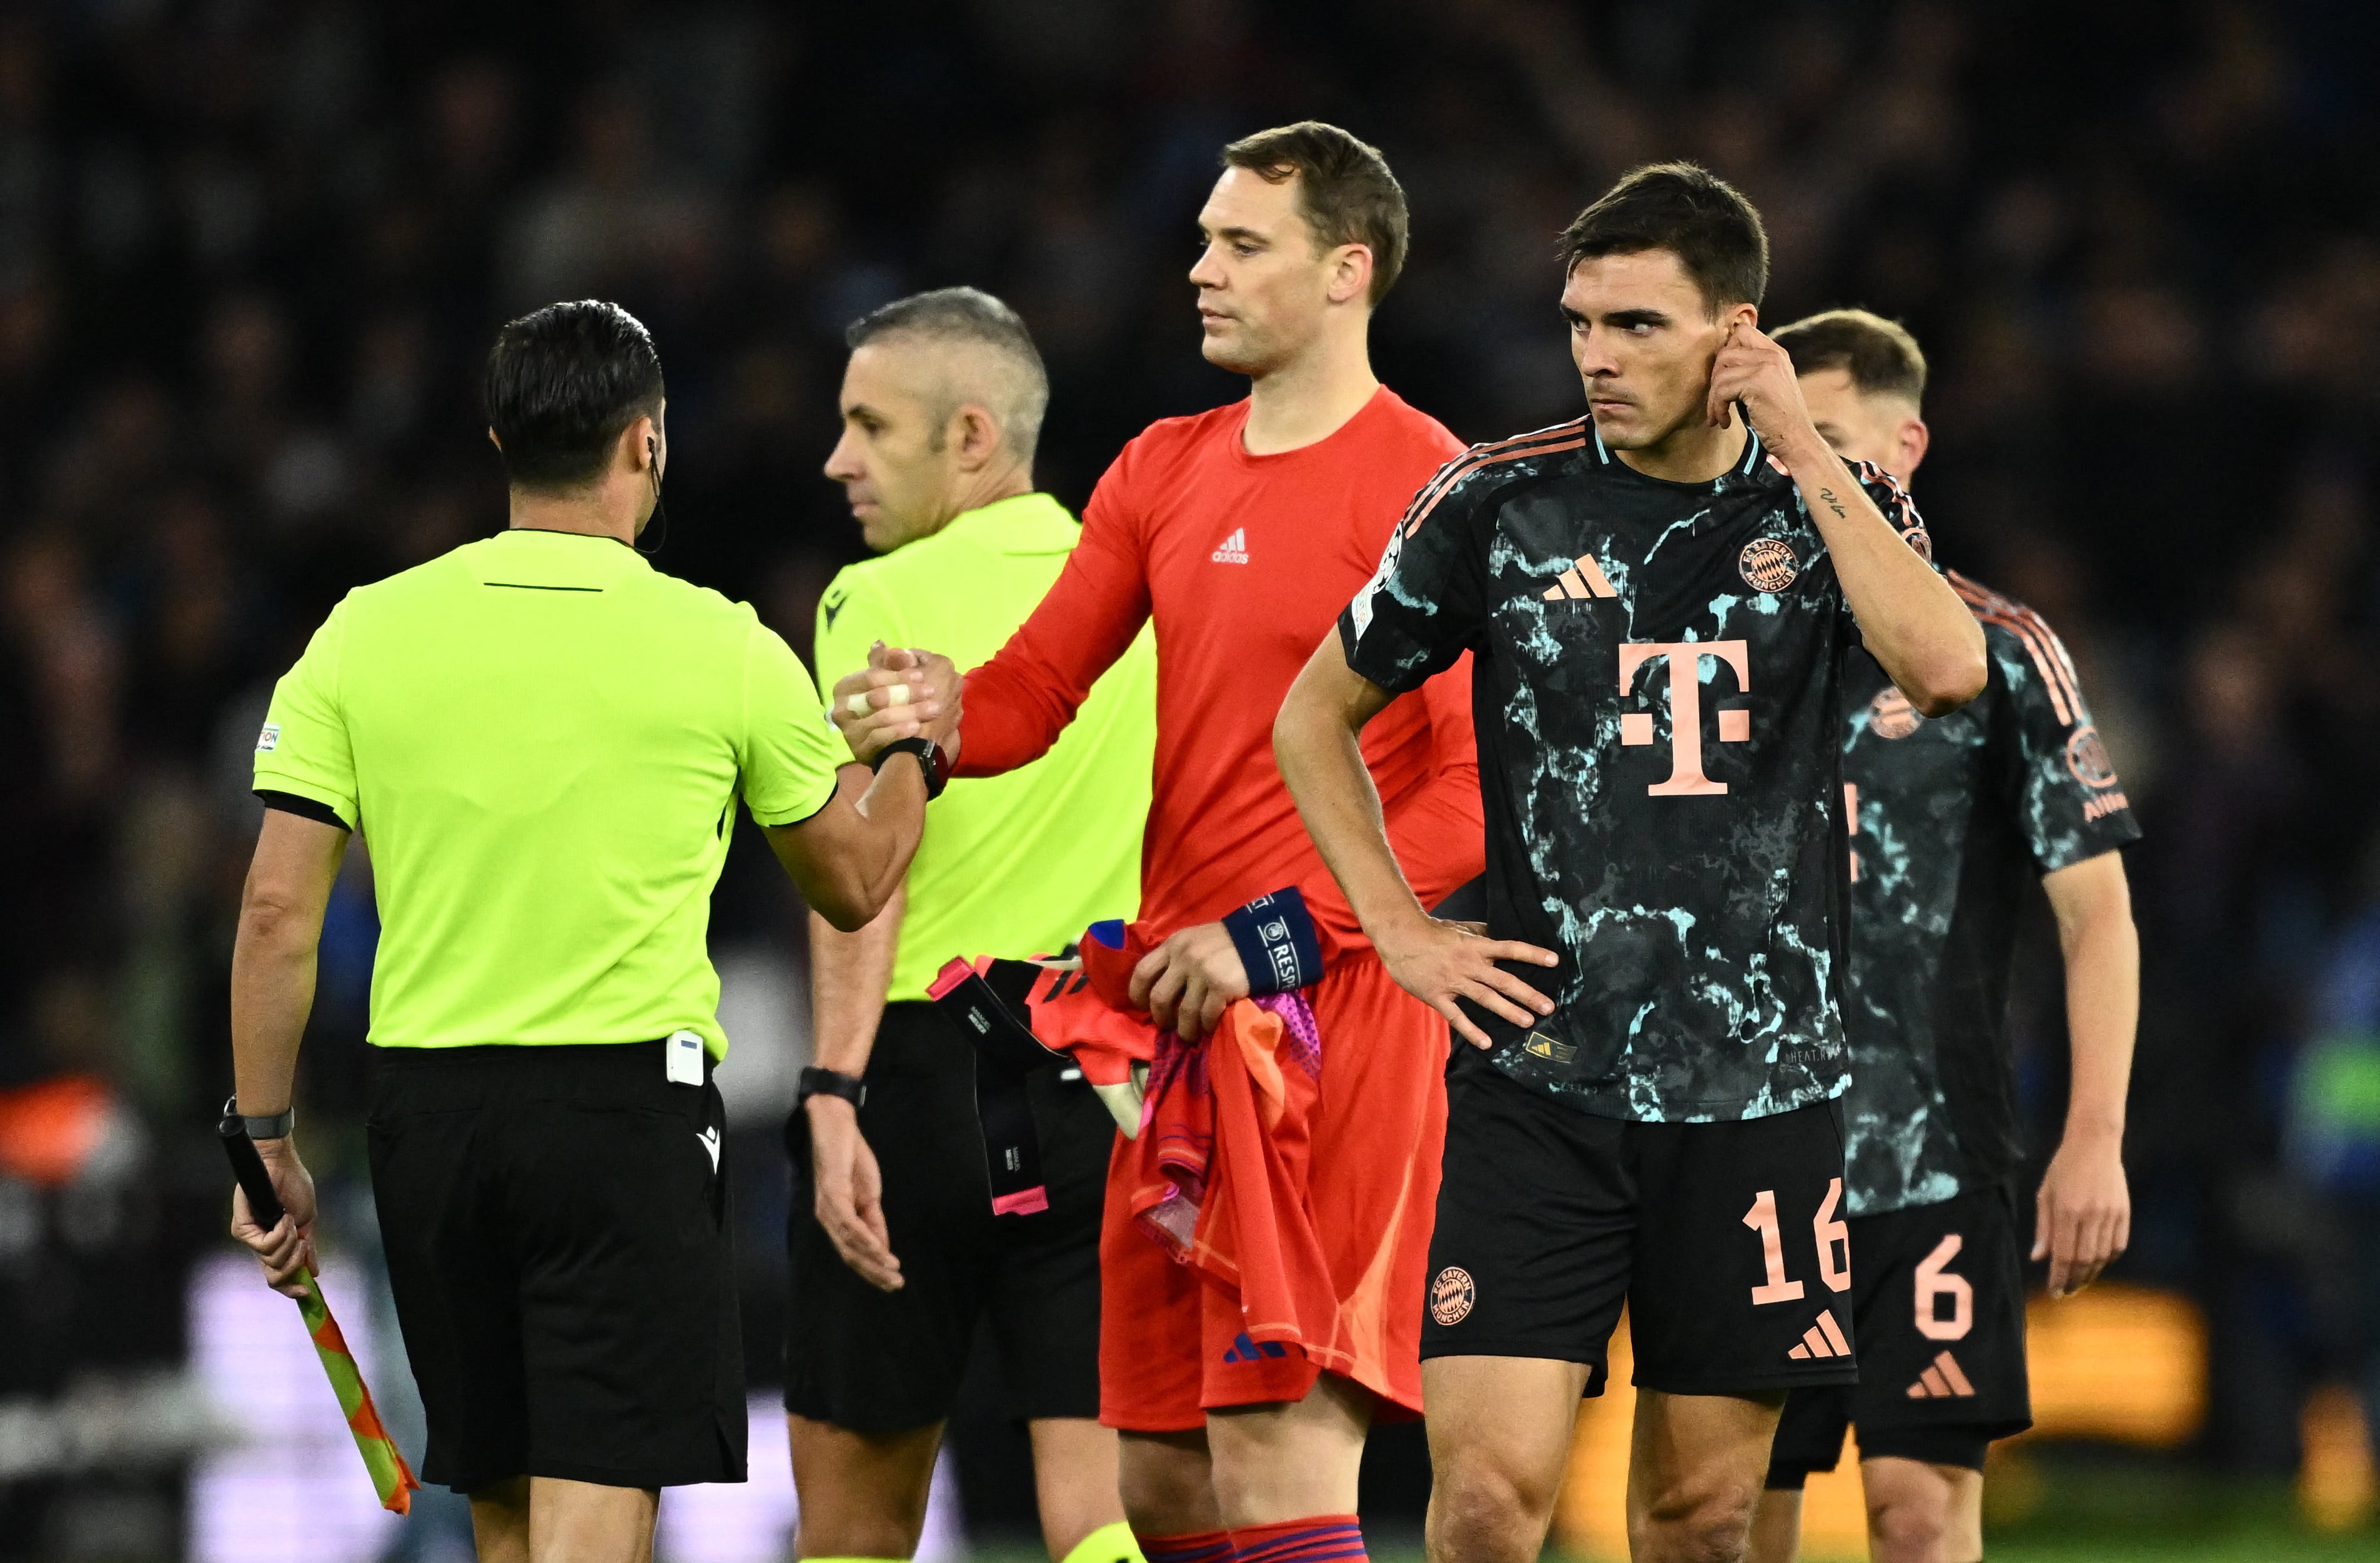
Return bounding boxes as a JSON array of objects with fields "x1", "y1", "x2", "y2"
[{"x1": 956, "y1": 387, "x2": 1484, "y2": 956}]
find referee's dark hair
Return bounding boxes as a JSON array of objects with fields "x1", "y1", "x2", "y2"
[
  {"x1": 1559, "y1": 162, "x2": 1769, "y2": 314},
  {"x1": 1773, "y1": 308, "x2": 1929, "y2": 407},
  {"x1": 484, "y1": 300, "x2": 666, "y2": 491}
]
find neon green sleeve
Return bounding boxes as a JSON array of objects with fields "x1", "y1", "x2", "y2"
[
  {"x1": 253, "y1": 600, "x2": 360, "y2": 829},
  {"x1": 740, "y1": 617, "x2": 845, "y2": 827}
]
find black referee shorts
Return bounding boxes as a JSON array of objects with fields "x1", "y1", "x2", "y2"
[
  {"x1": 784, "y1": 1002, "x2": 1111, "y2": 1435},
  {"x1": 367, "y1": 1041, "x2": 745, "y2": 1493}
]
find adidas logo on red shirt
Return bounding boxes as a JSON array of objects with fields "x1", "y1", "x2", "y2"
[{"x1": 1211, "y1": 528, "x2": 1249, "y2": 564}]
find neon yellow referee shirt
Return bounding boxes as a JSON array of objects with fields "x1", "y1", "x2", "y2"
[
  {"x1": 254, "y1": 528, "x2": 845, "y2": 1058},
  {"x1": 815, "y1": 492, "x2": 1154, "y2": 1003}
]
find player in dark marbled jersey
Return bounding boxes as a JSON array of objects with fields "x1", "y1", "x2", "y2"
[
  {"x1": 1276, "y1": 167, "x2": 1988, "y2": 1563},
  {"x1": 1746, "y1": 311, "x2": 2141, "y2": 1563}
]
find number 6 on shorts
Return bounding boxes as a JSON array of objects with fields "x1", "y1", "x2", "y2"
[{"x1": 1914, "y1": 1232, "x2": 1973, "y2": 1341}]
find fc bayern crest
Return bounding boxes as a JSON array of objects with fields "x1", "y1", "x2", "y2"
[
  {"x1": 1867, "y1": 687, "x2": 1924, "y2": 739},
  {"x1": 1429, "y1": 1266, "x2": 1475, "y2": 1326},
  {"x1": 2065, "y1": 725, "x2": 2119, "y2": 788},
  {"x1": 1739, "y1": 537, "x2": 1800, "y2": 592}
]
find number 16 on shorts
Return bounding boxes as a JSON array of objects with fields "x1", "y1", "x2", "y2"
[
  {"x1": 1745, "y1": 1178, "x2": 1855, "y2": 1362},
  {"x1": 1744, "y1": 1178, "x2": 1853, "y2": 1302}
]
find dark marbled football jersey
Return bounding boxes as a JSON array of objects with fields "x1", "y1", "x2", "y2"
[
  {"x1": 1341, "y1": 419, "x2": 1932, "y2": 1123},
  {"x1": 1838, "y1": 573, "x2": 2140, "y2": 1214}
]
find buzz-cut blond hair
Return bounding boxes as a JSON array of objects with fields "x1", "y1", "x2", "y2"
[
  {"x1": 845, "y1": 286, "x2": 1051, "y2": 462},
  {"x1": 1773, "y1": 308, "x2": 1928, "y2": 407}
]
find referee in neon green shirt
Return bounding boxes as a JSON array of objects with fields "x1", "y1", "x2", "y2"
[
  {"x1": 226, "y1": 301, "x2": 948, "y2": 1563},
  {"x1": 787, "y1": 289, "x2": 1155, "y2": 1563}
]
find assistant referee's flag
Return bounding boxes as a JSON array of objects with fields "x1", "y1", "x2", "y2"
[{"x1": 219, "y1": 1103, "x2": 420, "y2": 1514}]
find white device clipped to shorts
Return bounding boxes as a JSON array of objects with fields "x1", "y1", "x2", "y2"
[{"x1": 665, "y1": 1029, "x2": 705, "y2": 1086}]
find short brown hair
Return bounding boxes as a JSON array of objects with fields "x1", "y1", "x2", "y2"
[
  {"x1": 1557, "y1": 162, "x2": 1768, "y2": 313},
  {"x1": 1222, "y1": 121, "x2": 1409, "y2": 306},
  {"x1": 1773, "y1": 308, "x2": 1928, "y2": 406}
]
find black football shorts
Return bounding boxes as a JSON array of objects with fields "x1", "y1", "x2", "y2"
[
  {"x1": 368, "y1": 1040, "x2": 745, "y2": 1492},
  {"x1": 783, "y1": 1002, "x2": 1109, "y2": 1434},
  {"x1": 1423, "y1": 1046, "x2": 1857, "y2": 1398},
  {"x1": 1767, "y1": 1181, "x2": 2033, "y2": 1481}
]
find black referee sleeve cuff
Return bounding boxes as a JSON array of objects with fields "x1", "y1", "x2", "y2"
[{"x1": 255, "y1": 789, "x2": 351, "y2": 831}]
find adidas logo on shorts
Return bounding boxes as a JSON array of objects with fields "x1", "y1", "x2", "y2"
[
  {"x1": 1211, "y1": 528, "x2": 1249, "y2": 564},
  {"x1": 1905, "y1": 1349, "x2": 1976, "y2": 1398},
  {"x1": 1785, "y1": 1309, "x2": 1852, "y2": 1361},
  {"x1": 1221, "y1": 1331, "x2": 1290, "y2": 1363}
]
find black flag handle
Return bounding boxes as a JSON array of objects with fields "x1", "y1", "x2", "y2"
[{"x1": 218, "y1": 1096, "x2": 287, "y2": 1230}]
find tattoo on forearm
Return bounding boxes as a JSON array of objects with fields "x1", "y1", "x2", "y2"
[{"x1": 1816, "y1": 487, "x2": 1848, "y2": 520}]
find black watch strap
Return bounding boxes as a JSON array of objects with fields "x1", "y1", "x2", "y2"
[
  {"x1": 798, "y1": 1066, "x2": 867, "y2": 1110},
  {"x1": 871, "y1": 737, "x2": 947, "y2": 800},
  {"x1": 237, "y1": 1101, "x2": 296, "y2": 1140}
]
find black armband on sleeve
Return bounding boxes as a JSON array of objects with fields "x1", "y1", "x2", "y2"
[
  {"x1": 1223, "y1": 886, "x2": 1324, "y2": 996},
  {"x1": 255, "y1": 790, "x2": 350, "y2": 831}
]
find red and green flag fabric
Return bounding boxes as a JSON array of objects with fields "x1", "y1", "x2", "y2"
[{"x1": 291, "y1": 1264, "x2": 420, "y2": 1514}]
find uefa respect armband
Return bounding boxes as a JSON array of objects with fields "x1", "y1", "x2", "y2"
[{"x1": 1222, "y1": 886, "x2": 1323, "y2": 996}]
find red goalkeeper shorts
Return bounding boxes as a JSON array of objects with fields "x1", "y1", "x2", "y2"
[{"x1": 1096, "y1": 951, "x2": 1449, "y2": 1431}]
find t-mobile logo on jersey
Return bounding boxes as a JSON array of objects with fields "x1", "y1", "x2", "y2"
[{"x1": 1617, "y1": 640, "x2": 1751, "y2": 796}]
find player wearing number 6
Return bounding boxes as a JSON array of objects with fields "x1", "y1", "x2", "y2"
[
  {"x1": 1276, "y1": 166, "x2": 1987, "y2": 1563},
  {"x1": 1743, "y1": 312, "x2": 2141, "y2": 1563}
]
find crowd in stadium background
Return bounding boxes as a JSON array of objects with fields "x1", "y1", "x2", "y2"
[{"x1": 0, "y1": 0, "x2": 2376, "y2": 1557}]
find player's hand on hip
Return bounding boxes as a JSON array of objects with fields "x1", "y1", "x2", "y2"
[
  {"x1": 1372, "y1": 916, "x2": 1558, "y2": 1051},
  {"x1": 2033, "y1": 1131, "x2": 2130, "y2": 1298},
  {"x1": 807, "y1": 1094, "x2": 901, "y2": 1292},
  {"x1": 1130, "y1": 921, "x2": 1249, "y2": 1042},
  {"x1": 1705, "y1": 320, "x2": 1815, "y2": 454},
  {"x1": 229, "y1": 1141, "x2": 319, "y2": 1299},
  {"x1": 831, "y1": 642, "x2": 961, "y2": 764}
]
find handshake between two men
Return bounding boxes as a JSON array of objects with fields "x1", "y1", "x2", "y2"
[
  {"x1": 833, "y1": 641, "x2": 965, "y2": 768},
  {"x1": 826, "y1": 640, "x2": 1286, "y2": 1044}
]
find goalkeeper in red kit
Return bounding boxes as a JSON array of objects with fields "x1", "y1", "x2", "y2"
[{"x1": 836, "y1": 124, "x2": 1512, "y2": 1563}]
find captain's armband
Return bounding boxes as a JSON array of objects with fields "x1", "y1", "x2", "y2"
[{"x1": 1222, "y1": 886, "x2": 1324, "y2": 996}]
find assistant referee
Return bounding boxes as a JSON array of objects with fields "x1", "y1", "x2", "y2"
[
  {"x1": 226, "y1": 301, "x2": 946, "y2": 1563},
  {"x1": 789, "y1": 288, "x2": 1154, "y2": 1563}
]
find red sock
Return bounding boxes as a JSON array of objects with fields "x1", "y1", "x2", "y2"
[
  {"x1": 1138, "y1": 1530, "x2": 1235, "y2": 1563},
  {"x1": 1227, "y1": 1514, "x2": 1367, "y2": 1563}
]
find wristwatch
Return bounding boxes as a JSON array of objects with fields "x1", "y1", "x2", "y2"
[
  {"x1": 871, "y1": 737, "x2": 948, "y2": 800},
  {"x1": 798, "y1": 1066, "x2": 866, "y2": 1111}
]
